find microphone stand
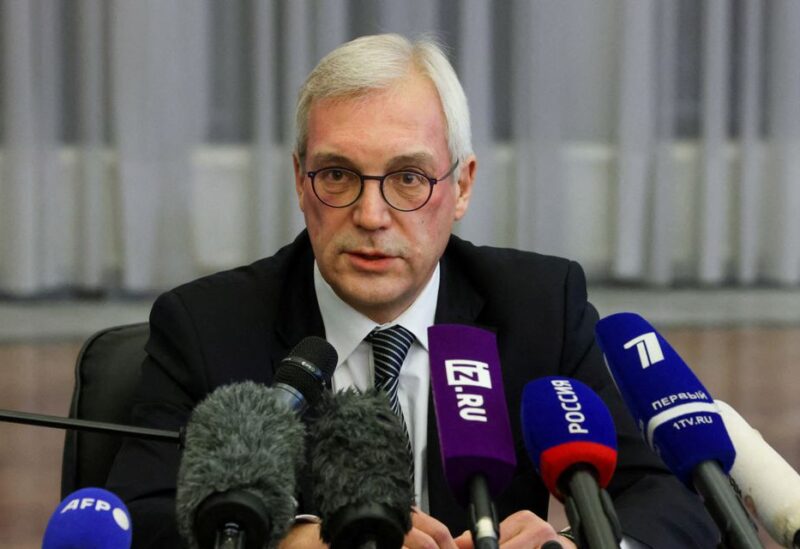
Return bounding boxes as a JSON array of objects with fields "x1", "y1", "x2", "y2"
[
  {"x1": 0, "y1": 408, "x2": 182, "y2": 444},
  {"x1": 692, "y1": 461, "x2": 763, "y2": 549},
  {"x1": 561, "y1": 465, "x2": 621, "y2": 549},
  {"x1": 468, "y1": 474, "x2": 500, "y2": 549}
]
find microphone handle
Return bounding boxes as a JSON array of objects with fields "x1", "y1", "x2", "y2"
[
  {"x1": 691, "y1": 460, "x2": 763, "y2": 549},
  {"x1": 0, "y1": 408, "x2": 181, "y2": 444},
  {"x1": 468, "y1": 474, "x2": 500, "y2": 549},
  {"x1": 272, "y1": 383, "x2": 307, "y2": 414},
  {"x1": 328, "y1": 502, "x2": 406, "y2": 549},
  {"x1": 196, "y1": 491, "x2": 271, "y2": 549},
  {"x1": 563, "y1": 465, "x2": 620, "y2": 549},
  {"x1": 215, "y1": 524, "x2": 245, "y2": 549}
]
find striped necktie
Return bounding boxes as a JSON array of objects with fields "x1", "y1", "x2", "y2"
[{"x1": 368, "y1": 324, "x2": 415, "y2": 481}]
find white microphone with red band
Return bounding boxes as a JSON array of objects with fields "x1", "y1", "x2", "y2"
[
  {"x1": 717, "y1": 400, "x2": 800, "y2": 548},
  {"x1": 428, "y1": 324, "x2": 516, "y2": 549}
]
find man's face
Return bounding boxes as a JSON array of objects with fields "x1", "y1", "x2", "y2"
[{"x1": 294, "y1": 72, "x2": 476, "y2": 324}]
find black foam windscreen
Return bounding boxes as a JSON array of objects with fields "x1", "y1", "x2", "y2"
[
  {"x1": 175, "y1": 381, "x2": 306, "y2": 548},
  {"x1": 310, "y1": 389, "x2": 413, "y2": 548}
]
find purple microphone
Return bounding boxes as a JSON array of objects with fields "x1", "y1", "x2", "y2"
[{"x1": 428, "y1": 324, "x2": 516, "y2": 549}]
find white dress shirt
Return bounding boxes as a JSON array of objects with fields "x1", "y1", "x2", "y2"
[{"x1": 314, "y1": 261, "x2": 438, "y2": 511}]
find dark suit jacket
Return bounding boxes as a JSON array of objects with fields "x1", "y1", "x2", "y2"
[{"x1": 106, "y1": 231, "x2": 718, "y2": 548}]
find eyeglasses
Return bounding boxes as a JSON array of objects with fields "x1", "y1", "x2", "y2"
[{"x1": 306, "y1": 160, "x2": 459, "y2": 212}]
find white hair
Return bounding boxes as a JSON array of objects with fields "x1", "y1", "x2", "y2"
[{"x1": 294, "y1": 34, "x2": 472, "y2": 173}]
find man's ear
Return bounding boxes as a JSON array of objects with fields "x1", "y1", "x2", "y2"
[
  {"x1": 454, "y1": 154, "x2": 477, "y2": 220},
  {"x1": 293, "y1": 153, "x2": 305, "y2": 212}
]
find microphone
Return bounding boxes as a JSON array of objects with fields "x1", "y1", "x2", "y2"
[
  {"x1": 309, "y1": 389, "x2": 414, "y2": 549},
  {"x1": 175, "y1": 381, "x2": 307, "y2": 549},
  {"x1": 273, "y1": 335, "x2": 338, "y2": 414},
  {"x1": 175, "y1": 335, "x2": 336, "y2": 548},
  {"x1": 42, "y1": 487, "x2": 132, "y2": 548},
  {"x1": 595, "y1": 312, "x2": 762, "y2": 549},
  {"x1": 716, "y1": 400, "x2": 800, "y2": 548},
  {"x1": 520, "y1": 376, "x2": 622, "y2": 549},
  {"x1": 428, "y1": 324, "x2": 516, "y2": 549}
]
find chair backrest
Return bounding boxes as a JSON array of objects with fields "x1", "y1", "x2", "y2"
[{"x1": 61, "y1": 322, "x2": 149, "y2": 498}]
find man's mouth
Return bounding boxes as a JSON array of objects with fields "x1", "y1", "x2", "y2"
[
  {"x1": 345, "y1": 250, "x2": 398, "y2": 271},
  {"x1": 350, "y1": 250, "x2": 390, "y2": 260}
]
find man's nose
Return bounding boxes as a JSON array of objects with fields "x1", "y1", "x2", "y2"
[{"x1": 353, "y1": 180, "x2": 392, "y2": 229}]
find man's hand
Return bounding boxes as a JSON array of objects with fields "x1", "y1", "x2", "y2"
[
  {"x1": 276, "y1": 510, "x2": 576, "y2": 549},
  {"x1": 403, "y1": 506, "x2": 462, "y2": 549},
  {"x1": 495, "y1": 510, "x2": 577, "y2": 548},
  {"x1": 451, "y1": 510, "x2": 577, "y2": 549},
  {"x1": 278, "y1": 521, "x2": 328, "y2": 549}
]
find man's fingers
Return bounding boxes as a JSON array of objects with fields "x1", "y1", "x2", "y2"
[
  {"x1": 277, "y1": 522, "x2": 328, "y2": 549},
  {"x1": 496, "y1": 510, "x2": 568, "y2": 549},
  {"x1": 404, "y1": 527, "x2": 439, "y2": 549},
  {"x1": 403, "y1": 507, "x2": 460, "y2": 549},
  {"x1": 453, "y1": 529, "x2": 474, "y2": 549},
  {"x1": 402, "y1": 509, "x2": 575, "y2": 549}
]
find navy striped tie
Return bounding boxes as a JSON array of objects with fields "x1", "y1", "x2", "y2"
[{"x1": 368, "y1": 324, "x2": 415, "y2": 481}]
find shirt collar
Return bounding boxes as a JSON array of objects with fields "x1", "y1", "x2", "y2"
[{"x1": 314, "y1": 263, "x2": 440, "y2": 366}]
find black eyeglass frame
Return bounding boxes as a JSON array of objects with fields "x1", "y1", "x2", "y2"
[{"x1": 306, "y1": 160, "x2": 460, "y2": 212}]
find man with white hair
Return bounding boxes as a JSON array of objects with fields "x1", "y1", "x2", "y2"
[{"x1": 108, "y1": 34, "x2": 718, "y2": 548}]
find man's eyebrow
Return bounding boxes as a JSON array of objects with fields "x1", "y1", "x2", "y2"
[
  {"x1": 308, "y1": 152, "x2": 354, "y2": 167},
  {"x1": 387, "y1": 152, "x2": 437, "y2": 169}
]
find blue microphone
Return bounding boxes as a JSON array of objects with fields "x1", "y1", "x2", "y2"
[
  {"x1": 595, "y1": 312, "x2": 762, "y2": 549},
  {"x1": 521, "y1": 377, "x2": 621, "y2": 549},
  {"x1": 42, "y1": 487, "x2": 132, "y2": 548}
]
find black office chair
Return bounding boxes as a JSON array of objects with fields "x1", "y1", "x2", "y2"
[{"x1": 60, "y1": 322, "x2": 149, "y2": 498}]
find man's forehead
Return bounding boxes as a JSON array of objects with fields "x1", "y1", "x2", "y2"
[
  {"x1": 308, "y1": 150, "x2": 437, "y2": 167},
  {"x1": 303, "y1": 74, "x2": 449, "y2": 168},
  {"x1": 308, "y1": 73, "x2": 445, "y2": 124}
]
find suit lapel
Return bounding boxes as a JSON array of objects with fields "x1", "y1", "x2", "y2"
[
  {"x1": 268, "y1": 232, "x2": 328, "y2": 515},
  {"x1": 272, "y1": 231, "x2": 326, "y2": 368},
  {"x1": 433, "y1": 241, "x2": 485, "y2": 327}
]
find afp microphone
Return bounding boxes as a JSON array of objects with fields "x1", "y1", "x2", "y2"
[
  {"x1": 428, "y1": 324, "x2": 516, "y2": 549},
  {"x1": 716, "y1": 400, "x2": 800, "y2": 548},
  {"x1": 521, "y1": 376, "x2": 621, "y2": 549},
  {"x1": 42, "y1": 487, "x2": 132, "y2": 549},
  {"x1": 310, "y1": 389, "x2": 414, "y2": 549},
  {"x1": 596, "y1": 312, "x2": 762, "y2": 549}
]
